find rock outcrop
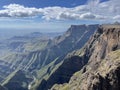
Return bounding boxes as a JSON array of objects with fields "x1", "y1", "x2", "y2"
[{"x1": 51, "y1": 25, "x2": 120, "y2": 90}]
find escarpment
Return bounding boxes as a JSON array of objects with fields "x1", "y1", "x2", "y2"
[
  {"x1": 51, "y1": 25, "x2": 120, "y2": 90},
  {"x1": 36, "y1": 25, "x2": 99, "y2": 90}
]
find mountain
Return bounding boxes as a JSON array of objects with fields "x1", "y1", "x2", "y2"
[
  {"x1": 1, "y1": 24, "x2": 98, "y2": 71},
  {"x1": 34, "y1": 24, "x2": 99, "y2": 90},
  {"x1": 0, "y1": 24, "x2": 98, "y2": 90},
  {"x1": 0, "y1": 32, "x2": 61, "y2": 88},
  {"x1": 0, "y1": 32, "x2": 62, "y2": 54},
  {"x1": 51, "y1": 24, "x2": 120, "y2": 90}
]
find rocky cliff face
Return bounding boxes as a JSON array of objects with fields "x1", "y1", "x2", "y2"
[
  {"x1": 36, "y1": 24, "x2": 100, "y2": 90},
  {"x1": 51, "y1": 25, "x2": 120, "y2": 90}
]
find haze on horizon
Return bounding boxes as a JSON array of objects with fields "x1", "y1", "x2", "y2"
[{"x1": 0, "y1": 0, "x2": 120, "y2": 35}]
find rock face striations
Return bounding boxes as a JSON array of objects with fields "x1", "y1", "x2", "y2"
[{"x1": 51, "y1": 25, "x2": 120, "y2": 90}]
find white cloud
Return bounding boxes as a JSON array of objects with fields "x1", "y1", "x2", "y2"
[
  {"x1": 0, "y1": 4, "x2": 42, "y2": 17},
  {"x1": 80, "y1": 12, "x2": 96, "y2": 19},
  {"x1": 113, "y1": 15, "x2": 120, "y2": 19},
  {"x1": 0, "y1": 0, "x2": 120, "y2": 21}
]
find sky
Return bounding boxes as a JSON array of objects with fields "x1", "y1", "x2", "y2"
[{"x1": 0, "y1": 0, "x2": 120, "y2": 33}]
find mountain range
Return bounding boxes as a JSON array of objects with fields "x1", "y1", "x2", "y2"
[{"x1": 0, "y1": 23, "x2": 119, "y2": 90}]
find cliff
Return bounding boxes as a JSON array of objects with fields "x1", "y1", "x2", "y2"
[
  {"x1": 51, "y1": 25, "x2": 120, "y2": 90},
  {"x1": 35, "y1": 24, "x2": 99, "y2": 90}
]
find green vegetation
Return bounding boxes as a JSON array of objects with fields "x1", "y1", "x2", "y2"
[
  {"x1": 30, "y1": 57, "x2": 63, "y2": 90},
  {"x1": 98, "y1": 49, "x2": 120, "y2": 77},
  {"x1": 23, "y1": 39, "x2": 49, "y2": 52},
  {"x1": 51, "y1": 83, "x2": 69, "y2": 90},
  {"x1": 0, "y1": 24, "x2": 99, "y2": 90},
  {"x1": 60, "y1": 84, "x2": 69, "y2": 90},
  {"x1": 2, "y1": 69, "x2": 19, "y2": 86}
]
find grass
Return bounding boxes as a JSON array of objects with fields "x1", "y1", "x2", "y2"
[
  {"x1": 97, "y1": 49, "x2": 120, "y2": 77},
  {"x1": 60, "y1": 84, "x2": 69, "y2": 90},
  {"x1": 51, "y1": 83, "x2": 69, "y2": 90},
  {"x1": 30, "y1": 57, "x2": 63, "y2": 90},
  {"x1": 1, "y1": 69, "x2": 19, "y2": 86},
  {"x1": 24, "y1": 40, "x2": 49, "y2": 51}
]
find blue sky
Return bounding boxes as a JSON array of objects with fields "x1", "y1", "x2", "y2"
[
  {"x1": 0, "y1": 0, "x2": 87, "y2": 9},
  {"x1": 0, "y1": 0, "x2": 119, "y2": 33}
]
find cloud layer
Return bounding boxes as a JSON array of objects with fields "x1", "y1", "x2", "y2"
[{"x1": 0, "y1": 0, "x2": 120, "y2": 21}]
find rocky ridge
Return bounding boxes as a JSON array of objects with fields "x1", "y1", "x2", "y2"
[{"x1": 51, "y1": 25, "x2": 120, "y2": 90}]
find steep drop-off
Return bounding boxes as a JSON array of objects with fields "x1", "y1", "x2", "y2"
[{"x1": 51, "y1": 25, "x2": 120, "y2": 90}]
